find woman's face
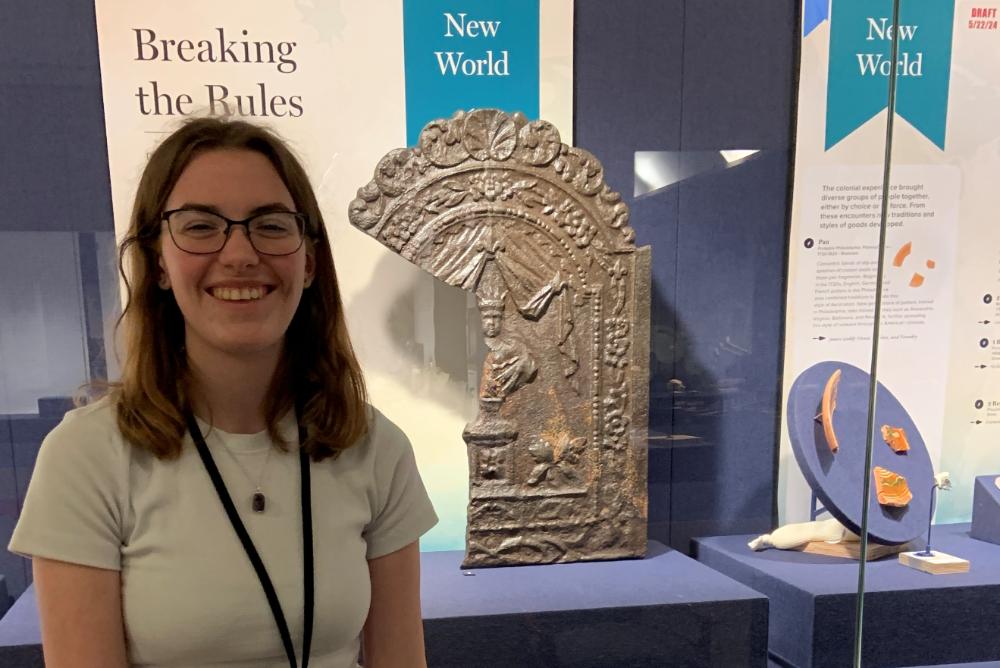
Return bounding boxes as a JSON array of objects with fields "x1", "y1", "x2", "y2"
[{"x1": 158, "y1": 148, "x2": 315, "y2": 361}]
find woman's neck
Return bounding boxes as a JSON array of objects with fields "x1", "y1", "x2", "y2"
[{"x1": 185, "y1": 341, "x2": 283, "y2": 434}]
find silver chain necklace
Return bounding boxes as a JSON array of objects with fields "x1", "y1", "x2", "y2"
[{"x1": 217, "y1": 443, "x2": 274, "y2": 513}]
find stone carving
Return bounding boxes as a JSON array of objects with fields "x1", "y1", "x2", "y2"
[{"x1": 349, "y1": 109, "x2": 650, "y2": 567}]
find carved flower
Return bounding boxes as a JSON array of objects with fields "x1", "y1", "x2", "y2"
[
  {"x1": 468, "y1": 172, "x2": 511, "y2": 202},
  {"x1": 381, "y1": 204, "x2": 424, "y2": 252},
  {"x1": 553, "y1": 148, "x2": 604, "y2": 195},
  {"x1": 544, "y1": 199, "x2": 596, "y2": 248},
  {"x1": 526, "y1": 434, "x2": 587, "y2": 487}
]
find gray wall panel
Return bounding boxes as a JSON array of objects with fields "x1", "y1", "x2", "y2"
[
  {"x1": 576, "y1": 0, "x2": 796, "y2": 550},
  {"x1": 680, "y1": 1, "x2": 798, "y2": 149},
  {"x1": 0, "y1": 1, "x2": 113, "y2": 233}
]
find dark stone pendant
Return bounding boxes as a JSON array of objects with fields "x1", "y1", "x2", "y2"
[{"x1": 252, "y1": 491, "x2": 266, "y2": 513}]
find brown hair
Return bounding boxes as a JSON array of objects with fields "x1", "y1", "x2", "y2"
[{"x1": 111, "y1": 116, "x2": 368, "y2": 460}]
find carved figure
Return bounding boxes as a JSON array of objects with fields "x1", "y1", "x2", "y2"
[
  {"x1": 873, "y1": 466, "x2": 913, "y2": 507},
  {"x1": 881, "y1": 425, "x2": 910, "y2": 453},
  {"x1": 349, "y1": 109, "x2": 650, "y2": 566},
  {"x1": 476, "y1": 263, "x2": 537, "y2": 401}
]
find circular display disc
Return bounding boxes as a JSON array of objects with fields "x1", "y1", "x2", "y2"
[{"x1": 787, "y1": 361, "x2": 934, "y2": 545}]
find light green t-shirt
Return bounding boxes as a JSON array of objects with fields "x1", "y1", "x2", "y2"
[{"x1": 9, "y1": 397, "x2": 438, "y2": 667}]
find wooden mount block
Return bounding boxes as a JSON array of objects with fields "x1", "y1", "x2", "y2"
[
  {"x1": 796, "y1": 540, "x2": 910, "y2": 561},
  {"x1": 898, "y1": 550, "x2": 970, "y2": 574}
]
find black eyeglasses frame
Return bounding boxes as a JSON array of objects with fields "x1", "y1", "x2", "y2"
[{"x1": 161, "y1": 208, "x2": 309, "y2": 257}]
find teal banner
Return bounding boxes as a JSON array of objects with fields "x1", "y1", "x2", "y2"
[
  {"x1": 825, "y1": 0, "x2": 954, "y2": 149},
  {"x1": 403, "y1": 0, "x2": 540, "y2": 147}
]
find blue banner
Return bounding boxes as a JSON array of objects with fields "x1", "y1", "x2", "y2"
[
  {"x1": 825, "y1": 0, "x2": 954, "y2": 150},
  {"x1": 403, "y1": 0, "x2": 540, "y2": 147}
]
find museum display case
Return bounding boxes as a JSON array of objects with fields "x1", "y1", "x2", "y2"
[
  {"x1": 1, "y1": 1, "x2": 998, "y2": 667},
  {"x1": 853, "y1": 0, "x2": 1000, "y2": 664},
  {"x1": 696, "y1": 1, "x2": 1000, "y2": 666}
]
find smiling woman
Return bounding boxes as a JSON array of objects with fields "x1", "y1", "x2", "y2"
[
  {"x1": 158, "y1": 148, "x2": 315, "y2": 369},
  {"x1": 8, "y1": 117, "x2": 437, "y2": 668}
]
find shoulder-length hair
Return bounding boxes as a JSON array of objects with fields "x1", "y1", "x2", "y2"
[{"x1": 112, "y1": 116, "x2": 368, "y2": 460}]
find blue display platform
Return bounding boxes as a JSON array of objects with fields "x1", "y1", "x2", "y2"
[
  {"x1": 695, "y1": 523, "x2": 1000, "y2": 668},
  {"x1": 971, "y1": 475, "x2": 1000, "y2": 545},
  {"x1": 422, "y1": 541, "x2": 767, "y2": 666},
  {"x1": 0, "y1": 542, "x2": 768, "y2": 667},
  {"x1": 0, "y1": 582, "x2": 41, "y2": 667}
]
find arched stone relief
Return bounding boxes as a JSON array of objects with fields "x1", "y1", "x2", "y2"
[{"x1": 349, "y1": 109, "x2": 650, "y2": 567}]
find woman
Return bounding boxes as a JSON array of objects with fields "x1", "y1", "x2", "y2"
[{"x1": 10, "y1": 117, "x2": 437, "y2": 667}]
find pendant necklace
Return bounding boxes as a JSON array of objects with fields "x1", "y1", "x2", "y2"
[
  {"x1": 186, "y1": 410, "x2": 314, "y2": 668},
  {"x1": 221, "y1": 443, "x2": 273, "y2": 513}
]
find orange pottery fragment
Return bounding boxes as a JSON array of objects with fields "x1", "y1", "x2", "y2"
[
  {"x1": 910, "y1": 273, "x2": 924, "y2": 287},
  {"x1": 821, "y1": 369, "x2": 841, "y2": 453},
  {"x1": 880, "y1": 425, "x2": 910, "y2": 453},
  {"x1": 926, "y1": 259, "x2": 935, "y2": 269},
  {"x1": 893, "y1": 241, "x2": 912, "y2": 267},
  {"x1": 873, "y1": 466, "x2": 912, "y2": 507}
]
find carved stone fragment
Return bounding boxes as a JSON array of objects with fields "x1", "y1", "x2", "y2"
[{"x1": 349, "y1": 109, "x2": 650, "y2": 567}]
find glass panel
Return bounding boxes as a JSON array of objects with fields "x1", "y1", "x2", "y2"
[
  {"x1": 862, "y1": 0, "x2": 1000, "y2": 665},
  {"x1": 778, "y1": 1, "x2": 898, "y2": 665}
]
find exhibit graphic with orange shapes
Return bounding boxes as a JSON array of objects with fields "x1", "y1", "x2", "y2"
[
  {"x1": 891, "y1": 240, "x2": 936, "y2": 288},
  {"x1": 893, "y1": 241, "x2": 912, "y2": 267}
]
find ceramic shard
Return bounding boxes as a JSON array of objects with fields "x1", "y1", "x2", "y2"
[
  {"x1": 821, "y1": 369, "x2": 841, "y2": 453},
  {"x1": 880, "y1": 425, "x2": 910, "y2": 453},
  {"x1": 349, "y1": 109, "x2": 650, "y2": 567},
  {"x1": 873, "y1": 466, "x2": 913, "y2": 507}
]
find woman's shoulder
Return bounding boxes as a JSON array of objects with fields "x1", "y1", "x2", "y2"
[
  {"x1": 365, "y1": 405, "x2": 408, "y2": 446},
  {"x1": 40, "y1": 394, "x2": 125, "y2": 458},
  {"x1": 341, "y1": 405, "x2": 413, "y2": 464},
  {"x1": 54, "y1": 394, "x2": 117, "y2": 431}
]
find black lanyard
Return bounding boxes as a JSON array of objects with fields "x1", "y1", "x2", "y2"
[{"x1": 186, "y1": 411, "x2": 314, "y2": 668}]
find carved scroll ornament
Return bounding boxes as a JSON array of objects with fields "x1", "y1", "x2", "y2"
[{"x1": 349, "y1": 109, "x2": 650, "y2": 567}]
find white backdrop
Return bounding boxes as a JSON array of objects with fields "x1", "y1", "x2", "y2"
[{"x1": 93, "y1": 0, "x2": 574, "y2": 550}]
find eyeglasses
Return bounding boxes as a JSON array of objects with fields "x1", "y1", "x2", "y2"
[{"x1": 162, "y1": 209, "x2": 308, "y2": 256}]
